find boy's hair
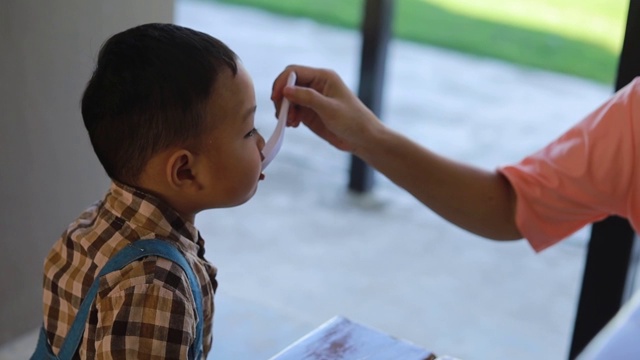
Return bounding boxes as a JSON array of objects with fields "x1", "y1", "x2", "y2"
[{"x1": 82, "y1": 23, "x2": 238, "y2": 185}]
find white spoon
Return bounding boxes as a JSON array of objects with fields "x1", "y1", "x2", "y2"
[{"x1": 261, "y1": 71, "x2": 297, "y2": 170}]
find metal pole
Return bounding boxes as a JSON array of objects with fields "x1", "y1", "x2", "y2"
[{"x1": 349, "y1": 0, "x2": 393, "y2": 193}]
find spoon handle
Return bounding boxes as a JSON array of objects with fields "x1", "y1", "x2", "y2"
[{"x1": 262, "y1": 71, "x2": 297, "y2": 170}]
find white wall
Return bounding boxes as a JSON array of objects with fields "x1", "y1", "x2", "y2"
[{"x1": 0, "y1": 0, "x2": 174, "y2": 345}]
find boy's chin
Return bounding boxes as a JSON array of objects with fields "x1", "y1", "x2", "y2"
[
  {"x1": 241, "y1": 187, "x2": 259, "y2": 204},
  {"x1": 222, "y1": 187, "x2": 259, "y2": 208}
]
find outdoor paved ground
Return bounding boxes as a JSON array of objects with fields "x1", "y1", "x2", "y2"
[{"x1": 0, "y1": 0, "x2": 620, "y2": 359}]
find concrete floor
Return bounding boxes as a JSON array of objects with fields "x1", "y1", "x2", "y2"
[{"x1": 1, "y1": 0, "x2": 622, "y2": 359}]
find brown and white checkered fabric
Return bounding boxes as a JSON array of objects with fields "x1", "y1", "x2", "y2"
[{"x1": 41, "y1": 182, "x2": 217, "y2": 359}]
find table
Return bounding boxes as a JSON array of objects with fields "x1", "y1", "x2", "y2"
[{"x1": 269, "y1": 316, "x2": 435, "y2": 360}]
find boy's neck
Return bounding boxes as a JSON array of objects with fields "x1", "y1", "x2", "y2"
[{"x1": 118, "y1": 180, "x2": 197, "y2": 225}]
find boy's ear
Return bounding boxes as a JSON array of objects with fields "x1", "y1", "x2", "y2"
[{"x1": 166, "y1": 150, "x2": 200, "y2": 191}]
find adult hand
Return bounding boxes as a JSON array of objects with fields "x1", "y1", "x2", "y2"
[{"x1": 271, "y1": 65, "x2": 382, "y2": 154}]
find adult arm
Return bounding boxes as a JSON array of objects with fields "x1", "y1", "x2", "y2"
[
  {"x1": 273, "y1": 66, "x2": 640, "y2": 250},
  {"x1": 272, "y1": 65, "x2": 521, "y2": 240}
]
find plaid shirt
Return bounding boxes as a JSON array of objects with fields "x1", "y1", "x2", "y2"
[{"x1": 41, "y1": 182, "x2": 217, "y2": 359}]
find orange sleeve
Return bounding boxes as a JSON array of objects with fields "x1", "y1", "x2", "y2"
[{"x1": 499, "y1": 78, "x2": 640, "y2": 252}]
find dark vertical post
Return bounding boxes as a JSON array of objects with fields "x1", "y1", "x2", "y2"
[
  {"x1": 349, "y1": 0, "x2": 393, "y2": 193},
  {"x1": 569, "y1": 218, "x2": 636, "y2": 359},
  {"x1": 568, "y1": 0, "x2": 640, "y2": 357}
]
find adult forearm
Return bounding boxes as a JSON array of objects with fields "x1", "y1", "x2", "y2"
[
  {"x1": 272, "y1": 65, "x2": 523, "y2": 239},
  {"x1": 354, "y1": 125, "x2": 522, "y2": 240}
]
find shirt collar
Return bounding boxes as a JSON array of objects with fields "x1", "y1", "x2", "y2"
[{"x1": 103, "y1": 181, "x2": 201, "y2": 254}]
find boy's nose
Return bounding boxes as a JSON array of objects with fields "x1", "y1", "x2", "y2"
[{"x1": 257, "y1": 132, "x2": 266, "y2": 149}]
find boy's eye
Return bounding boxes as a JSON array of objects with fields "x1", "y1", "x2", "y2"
[{"x1": 245, "y1": 128, "x2": 258, "y2": 138}]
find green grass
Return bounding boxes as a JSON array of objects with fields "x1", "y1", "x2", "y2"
[{"x1": 211, "y1": 0, "x2": 628, "y2": 84}]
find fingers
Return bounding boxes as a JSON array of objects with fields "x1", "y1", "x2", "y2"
[
  {"x1": 271, "y1": 66, "x2": 297, "y2": 102},
  {"x1": 271, "y1": 65, "x2": 307, "y2": 125},
  {"x1": 282, "y1": 85, "x2": 327, "y2": 112},
  {"x1": 287, "y1": 104, "x2": 302, "y2": 127},
  {"x1": 283, "y1": 65, "x2": 334, "y2": 86},
  {"x1": 270, "y1": 64, "x2": 345, "y2": 130},
  {"x1": 271, "y1": 65, "x2": 312, "y2": 101},
  {"x1": 271, "y1": 64, "x2": 337, "y2": 101}
]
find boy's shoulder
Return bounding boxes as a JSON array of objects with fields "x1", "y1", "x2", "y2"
[
  {"x1": 46, "y1": 193, "x2": 193, "y2": 299},
  {"x1": 96, "y1": 253, "x2": 195, "y2": 304},
  {"x1": 41, "y1": 181, "x2": 216, "y2": 356}
]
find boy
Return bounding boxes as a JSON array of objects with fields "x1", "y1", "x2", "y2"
[{"x1": 40, "y1": 23, "x2": 265, "y2": 358}]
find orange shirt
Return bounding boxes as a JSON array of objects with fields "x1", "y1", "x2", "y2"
[{"x1": 499, "y1": 78, "x2": 640, "y2": 252}]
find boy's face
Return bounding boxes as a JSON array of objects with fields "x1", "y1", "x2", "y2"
[{"x1": 199, "y1": 63, "x2": 265, "y2": 208}]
